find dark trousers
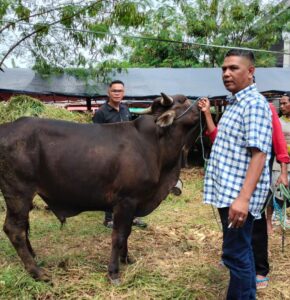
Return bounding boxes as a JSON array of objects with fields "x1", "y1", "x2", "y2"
[
  {"x1": 104, "y1": 211, "x2": 113, "y2": 222},
  {"x1": 219, "y1": 207, "x2": 256, "y2": 300},
  {"x1": 252, "y1": 212, "x2": 269, "y2": 276}
]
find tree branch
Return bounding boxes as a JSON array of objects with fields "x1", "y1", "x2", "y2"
[
  {"x1": 0, "y1": 0, "x2": 104, "y2": 68},
  {"x1": 0, "y1": 0, "x2": 97, "y2": 34}
]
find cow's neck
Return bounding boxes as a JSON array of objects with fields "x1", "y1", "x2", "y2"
[{"x1": 158, "y1": 124, "x2": 188, "y2": 166}]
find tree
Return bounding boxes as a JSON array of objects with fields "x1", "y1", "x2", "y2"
[
  {"x1": 0, "y1": 0, "x2": 149, "y2": 78},
  {"x1": 124, "y1": 3, "x2": 200, "y2": 67},
  {"x1": 125, "y1": 0, "x2": 290, "y2": 67}
]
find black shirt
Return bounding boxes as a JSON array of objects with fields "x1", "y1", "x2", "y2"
[{"x1": 92, "y1": 102, "x2": 131, "y2": 124}]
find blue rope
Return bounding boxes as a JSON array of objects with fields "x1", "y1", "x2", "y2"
[{"x1": 272, "y1": 184, "x2": 290, "y2": 230}]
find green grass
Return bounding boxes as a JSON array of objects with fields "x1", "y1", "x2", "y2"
[{"x1": 0, "y1": 169, "x2": 290, "y2": 299}]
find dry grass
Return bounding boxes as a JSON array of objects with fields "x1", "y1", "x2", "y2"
[
  {"x1": 0, "y1": 95, "x2": 91, "y2": 124},
  {"x1": 0, "y1": 168, "x2": 290, "y2": 299}
]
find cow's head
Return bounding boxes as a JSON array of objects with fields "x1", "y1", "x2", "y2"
[{"x1": 138, "y1": 93, "x2": 199, "y2": 128}]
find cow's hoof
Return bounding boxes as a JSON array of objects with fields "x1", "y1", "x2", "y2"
[
  {"x1": 120, "y1": 256, "x2": 135, "y2": 265},
  {"x1": 108, "y1": 273, "x2": 121, "y2": 285},
  {"x1": 30, "y1": 268, "x2": 51, "y2": 282},
  {"x1": 110, "y1": 278, "x2": 121, "y2": 285}
]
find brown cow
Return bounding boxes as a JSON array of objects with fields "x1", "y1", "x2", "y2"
[{"x1": 0, "y1": 93, "x2": 199, "y2": 283}]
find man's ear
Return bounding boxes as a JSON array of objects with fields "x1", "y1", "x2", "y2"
[
  {"x1": 249, "y1": 65, "x2": 255, "y2": 81},
  {"x1": 156, "y1": 110, "x2": 176, "y2": 127}
]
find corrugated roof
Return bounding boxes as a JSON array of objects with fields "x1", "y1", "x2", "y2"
[{"x1": 0, "y1": 68, "x2": 289, "y2": 98}]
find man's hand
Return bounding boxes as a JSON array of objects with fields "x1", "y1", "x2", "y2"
[
  {"x1": 276, "y1": 163, "x2": 288, "y2": 187},
  {"x1": 228, "y1": 196, "x2": 249, "y2": 228},
  {"x1": 198, "y1": 98, "x2": 210, "y2": 113},
  {"x1": 276, "y1": 172, "x2": 288, "y2": 187}
]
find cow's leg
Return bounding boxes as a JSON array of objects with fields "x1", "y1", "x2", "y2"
[
  {"x1": 108, "y1": 204, "x2": 135, "y2": 283},
  {"x1": 3, "y1": 191, "x2": 49, "y2": 281},
  {"x1": 26, "y1": 222, "x2": 36, "y2": 258},
  {"x1": 181, "y1": 146, "x2": 190, "y2": 168},
  {"x1": 119, "y1": 223, "x2": 135, "y2": 265}
]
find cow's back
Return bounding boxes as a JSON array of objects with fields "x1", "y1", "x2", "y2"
[{"x1": 0, "y1": 117, "x2": 162, "y2": 217}]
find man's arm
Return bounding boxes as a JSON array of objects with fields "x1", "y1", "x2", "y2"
[
  {"x1": 270, "y1": 103, "x2": 289, "y2": 187},
  {"x1": 198, "y1": 98, "x2": 217, "y2": 142},
  {"x1": 92, "y1": 110, "x2": 105, "y2": 124},
  {"x1": 229, "y1": 148, "x2": 266, "y2": 227}
]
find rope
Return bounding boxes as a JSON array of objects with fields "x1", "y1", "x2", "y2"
[
  {"x1": 199, "y1": 109, "x2": 209, "y2": 169},
  {"x1": 197, "y1": 108, "x2": 221, "y2": 230},
  {"x1": 270, "y1": 183, "x2": 290, "y2": 252},
  {"x1": 174, "y1": 99, "x2": 200, "y2": 120},
  {"x1": 272, "y1": 184, "x2": 290, "y2": 230}
]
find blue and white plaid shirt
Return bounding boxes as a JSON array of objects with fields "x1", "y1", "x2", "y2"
[{"x1": 204, "y1": 84, "x2": 272, "y2": 218}]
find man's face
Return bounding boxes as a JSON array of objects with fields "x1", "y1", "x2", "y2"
[
  {"x1": 222, "y1": 56, "x2": 255, "y2": 94},
  {"x1": 108, "y1": 83, "x2": 125, "y2": 104},
  {"x1": 280, "y1": 96, "x2": 290, "y2": 116}
]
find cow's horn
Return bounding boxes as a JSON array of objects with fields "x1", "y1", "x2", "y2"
[
  {"x1": 134, "y1": 106, "x2": 152, "y2": 114},
  {"x1": 160, "y1": 93, "x2": 174, "y2": 107}
]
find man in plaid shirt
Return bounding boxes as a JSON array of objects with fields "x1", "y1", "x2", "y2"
[{"x1": 199, "y1": 49, "x2": 272, "y2": 299}]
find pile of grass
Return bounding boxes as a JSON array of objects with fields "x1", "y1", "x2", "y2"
[
  {"x1": 0, "y1": 95, "x2": 91, "y2": 124},
  {"x1": 0, "y1": 95, "x2": 91, "y2": 210}
]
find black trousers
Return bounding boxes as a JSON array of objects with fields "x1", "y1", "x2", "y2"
[
  {"x1": 104, "y1": 211, "x2": 112, "y2": 222},
  {"x1": 251, "y1": 211, "x2": 269, "y2": 276}
]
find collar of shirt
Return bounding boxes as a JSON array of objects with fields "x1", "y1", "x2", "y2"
[
  {"x1": 226, "y1": 83, "x2": 257, "y2": 104},
  {"x1": 106, "y1": 101, "x2": 123, "y2": 112}
]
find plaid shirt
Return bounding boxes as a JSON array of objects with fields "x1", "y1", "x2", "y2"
[{"x1": 204, "y1": 84, "x2": 272, "y2": 218}]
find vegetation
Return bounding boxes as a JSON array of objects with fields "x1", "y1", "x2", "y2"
[
  {"x1": 1, "y1": 169, "x2": 290, "y2": 299},
  {"x1": 1, "y1": 0, "x2": 289, "y2": 77},
  {"x1": 125, "y1": 0, "x2": 290, "y2": 67},
  {"x1": 0, "y1": 95, "x2": 91, "y2": 124},
  {"x1": 0, "y1": 0, "x2": 149, "y2": 79}
]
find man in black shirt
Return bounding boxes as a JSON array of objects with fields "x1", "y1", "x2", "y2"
[{"x1": 92, "y1": 80, "x2": 147, "y2": 229}]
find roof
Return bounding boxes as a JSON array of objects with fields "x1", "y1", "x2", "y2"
[{"x1": 0, "y1": 68, "x2": 289, "y2": 99}]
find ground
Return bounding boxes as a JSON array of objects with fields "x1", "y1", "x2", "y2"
[{"x1": 0, "y1": 168, "x2": 290, "y2": 299}]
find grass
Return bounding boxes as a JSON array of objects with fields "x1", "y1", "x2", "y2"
[
  {"x1": 0, "y1": 168, "x2": 290, "y2": 299},
  {"x1": 0, "y1": 95, "x2": 91, "y2": 124}
]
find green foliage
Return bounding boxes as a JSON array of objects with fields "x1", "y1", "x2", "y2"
[
  {"x1": 33, "y1": 22, "x2": 50, "y2": 35},
  {"x1": 0, "y1": 0, "x2": 10, "y2": 18},
  {"x1": 112, "y1": 1, "x2": 147, "y2": 28},
  {"x1": 126, "y1": 3, "x2": 200, "y2": 67},
  {"x1": 0, "y1": 1, "x2": 150, "y2": 79},
  {"x1": 14, "y1": 3, "x2": 30, "y2": 21},
  {"x1": 180, "y1": 0, "x2": 290, "y2": 67},
  {"x1": 126, "y1": 0, "x2": 290, "y2": 68}
]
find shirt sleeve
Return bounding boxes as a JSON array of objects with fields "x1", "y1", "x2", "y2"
[
  {"x1": 205, "y1": 127, "x2": 218, "y2": 143},
  {"x1": 270, "y1": 103, "x2": 290, "y2": 164},
  {"x1": 244, "y1": 99, "x2": 272, "y2": 154},
  {"x1": 92, "y1": 110, "x2": 105, "y2": 124}
]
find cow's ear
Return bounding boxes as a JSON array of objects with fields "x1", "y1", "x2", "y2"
[{"x1": 156, "y1": 110, "x2": 176, "y2": 127}]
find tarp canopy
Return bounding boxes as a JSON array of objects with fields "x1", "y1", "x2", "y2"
[{"x1": 0, "y1": 68, "x2": 289, "y2": 99}]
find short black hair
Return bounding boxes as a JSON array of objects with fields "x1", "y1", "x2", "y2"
[
  {"x1": 109, "y1": 80, "x2": 124, "y2": 87},
  {"x1": 283, "y1": 92, "x2": 290, "y2": 98},
  {"x1": 225, "y1": 49, "x2": 255, "y2": 65}
]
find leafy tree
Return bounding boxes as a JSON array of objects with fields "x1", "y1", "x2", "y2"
[
  {"x1": 125, "y1": 3, "x2": 200, "y2": 67},
  {"x1": 0, "y1": 0, "x2": 149, "y2": 78},
  {"x1": 126, "y1": 0, "x2": 290, "y2": 67}
]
